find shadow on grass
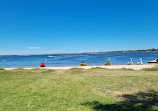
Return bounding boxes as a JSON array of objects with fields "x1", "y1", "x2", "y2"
[
  {"x1": 91, "y1": 67, "x2": 106, "y2": 69},
  {"x1": 68, "y1": 68, "x2": 85, "y2": 74},
  {"x1": 82, "y1": 90, "x2": 158, "y2": 111}
]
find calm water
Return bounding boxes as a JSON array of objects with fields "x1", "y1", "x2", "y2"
[{"x1": 0, "y1": 52, "x2": 158, "y2": 68}]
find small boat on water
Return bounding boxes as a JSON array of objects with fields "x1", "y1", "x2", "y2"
[
  {"x1": 48, "y1": 56, "x2": 53, "y2": 57},
  {"x1": 148, "y1": 57, "x2": 158, "y2": 63},
  {"x1": 148, "y1": 59, "x2": 157, "y2": 63},
  {"x1": 40, "y1": 63, "x2": 46, "y2": 67}
]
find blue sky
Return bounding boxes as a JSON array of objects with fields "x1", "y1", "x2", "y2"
[{"x1": 0, "y1": 0, "x2": 158, "y2": 55}]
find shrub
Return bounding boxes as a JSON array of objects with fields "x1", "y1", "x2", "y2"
[{"x1": 0, "y1": 68, "x2": 5, "y2": 70}]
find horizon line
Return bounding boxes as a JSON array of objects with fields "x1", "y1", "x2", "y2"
[{"x1": 0, "y1": 48, "x2": 158, "y2": 56}]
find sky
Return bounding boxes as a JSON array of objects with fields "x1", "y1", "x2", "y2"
[{"x1": 0, "y1": 0, "x2": 158, "y2": 55}]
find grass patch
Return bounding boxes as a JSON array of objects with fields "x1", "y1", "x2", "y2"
[
  {"x1": 1, "y1": 68, "x2": 158, "y2": 111},
  {"x1": 13, "y1": 67, "x2": 25, "y2": 70},
  {"x1": 143, "y1": 67, "x2": 158, "y2": 71},
  {"x1": 119, "y1": 68, "x2": 134, "y2": 71}
]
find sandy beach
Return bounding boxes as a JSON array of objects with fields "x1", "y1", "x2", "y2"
[{"x1": 4, "y1": 64, "x2": 157, "y2": 70}]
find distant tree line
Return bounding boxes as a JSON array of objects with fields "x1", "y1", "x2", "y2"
[
  {"x1": 90, "y1": 48, "x2": 158, "y2": 54},
  {"x1": 125, "y1": 48, "x2": 158, "y2": 52}
]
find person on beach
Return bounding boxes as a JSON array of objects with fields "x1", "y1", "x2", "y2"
[
  {"x1": 157, "y1": 57, "x2": 158, "y2": 62},
  {"x1": 81, "y1": 62, "x2": 86, "y2": 66}
]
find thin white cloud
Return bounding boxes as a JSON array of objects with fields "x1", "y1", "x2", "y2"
[
  {"x1": 0, "y1": 49, "x2": 63, "y2": 55},
  {"x1": 27, "y1": 47, "x2": 40, "y2": 49}
]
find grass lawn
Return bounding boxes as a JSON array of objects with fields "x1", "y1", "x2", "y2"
[{"x1": 1, "y1": 67, "x2": 158, "y2": 111}]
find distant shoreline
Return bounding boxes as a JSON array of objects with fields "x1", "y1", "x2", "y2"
[{"x1": 0, "y1": 48, "x2": 158, "y2": 56}]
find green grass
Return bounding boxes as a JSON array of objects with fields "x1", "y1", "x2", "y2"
[
  {"x1": 0, "y1": 68, "x2": 158, "y2": 111},
  {"x1": 143, "y1": 67, "x2": 158, "y2": 71}
]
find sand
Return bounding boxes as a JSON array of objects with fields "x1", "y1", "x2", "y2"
[{"x1": 4, "y1": 64, "x2": 157, "y2": 70}]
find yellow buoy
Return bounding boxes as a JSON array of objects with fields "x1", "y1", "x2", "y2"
[
  {"x1": 45, "y1": 59, "x2": 47, "y2": 61},
  {"x1": 3, "y1": 60, "x2": 5, "y2": 62}
]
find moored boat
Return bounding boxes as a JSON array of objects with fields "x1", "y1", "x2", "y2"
[
  {"x1": 148, "y1": 59, "x2": 157, "y2": 63},
  {"x1": 148, "y1": 57, "x2": 158, "y2": 63}
]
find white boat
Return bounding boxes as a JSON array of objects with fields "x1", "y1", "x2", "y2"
[
  {"x1": 137, "y1": 58, "x2": 143, "y2": 65},
  {"x1": 148, "y1": 59, "x2": 157, "y2": 63},
  {"x1": 127, "y1": 58, "x2": 134, "y2": 65},
  {"x1": 48, "y1": 56, "x2": 53, "y2": 57}
]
